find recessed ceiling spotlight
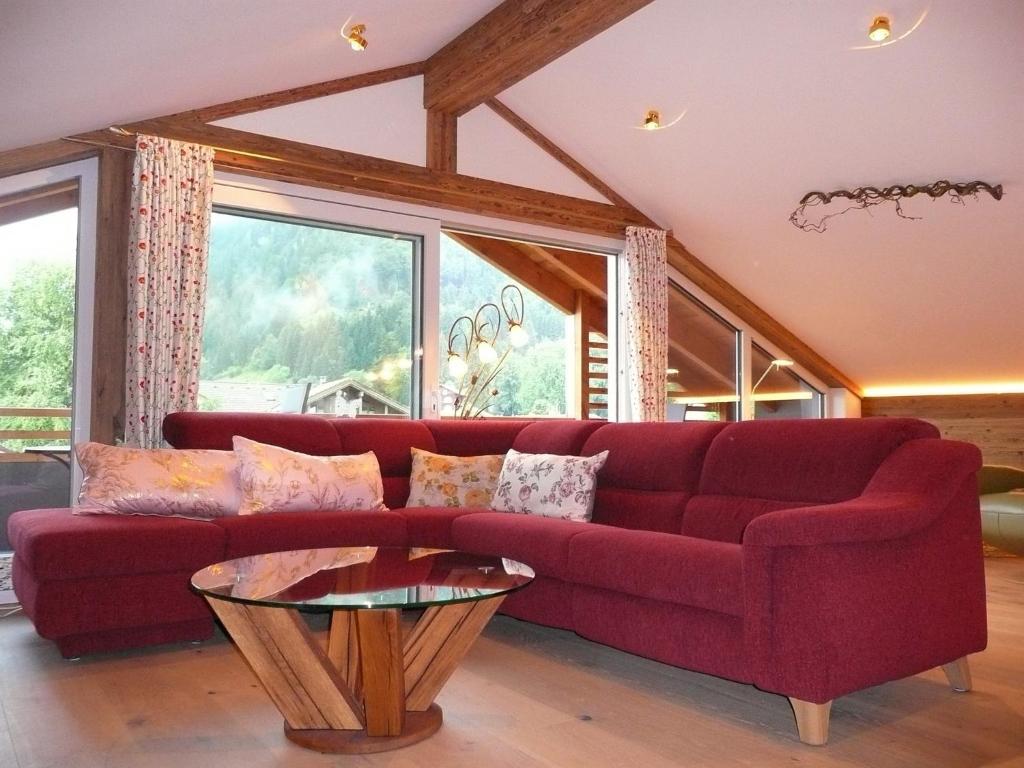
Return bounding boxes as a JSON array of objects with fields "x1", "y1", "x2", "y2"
[
  {"x1": 868, "y1": 16, "x2": 891, "y2": 42},
  {"x1": 643, "y1": 110, "x2": 661, "y2": 131},
  {"x1": 343, "y1": 23, "x2": 367, "y2": 51}
]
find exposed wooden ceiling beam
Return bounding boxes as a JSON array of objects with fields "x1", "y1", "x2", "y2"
[
  {"x1": 521, "y1": 243, "x2": 607, "y2": 298},
  {"x1": 424, "y1": 0, "x2": 656, "y2": 116},
  {"x1": 487, "y1": 99, "x2": 635, "y2": 209},
  {"x1": 479, "y1": 102, "x2": 862, "y2": 395},
  {"x1": 68, "y1": 120, "x2": 649, "y2": 237},
  {"x1": 426, "y1": 110, "x2": 457, "y2": 172},
  {"x1": 0, "y1": 139, "x2": 97, "y2": 179},
  {"x1": 173, "y1": 62, "x2": 426, "y2": 124}
]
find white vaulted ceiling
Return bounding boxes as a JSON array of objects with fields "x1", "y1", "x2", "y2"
[{"x1": 1, "y1": 0, "x2": 1021, "y2": 392}]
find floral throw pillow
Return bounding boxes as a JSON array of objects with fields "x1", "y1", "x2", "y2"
[
  {"x1": 74, "y1": 442, "x2": 239, "y2": 519},
  {"x1": 490, "y1": 449, "x2": 610, "y2": 522},
  {"x1": 408, "y1": 448, "x2": 504, "y2": 508},
  {"x1": 233, "y1": 436, "x2": 387, "y2": 515}
]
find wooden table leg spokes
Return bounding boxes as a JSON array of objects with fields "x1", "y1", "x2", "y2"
[{"x1": 207, "y1": 595, "x2": 504, "y2": 754}]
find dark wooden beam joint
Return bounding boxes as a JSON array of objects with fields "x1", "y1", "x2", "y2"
[
  {"x1": 426, "y1": 111, "x2": 457, "y2": 173},
  {"x1": 424, "y1": 0, "x2": 657, "y2": 116}
]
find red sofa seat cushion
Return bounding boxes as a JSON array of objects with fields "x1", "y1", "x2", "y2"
[
  {"x1": 212, "y1": 510, "x2": 409, "y2": 559},
  {"x1": 8, "y1": 508, "x2": 226, "y2": 580},
  {"x1": 398, "y1": 506, "x2": 487, "y2": 548},
  {"x1": 163, "y1": 412, "x2": 342, "y2": 455},
  {"x1": 451, "y1": 512, "x2": 591, "y2": 579},
  {"x1": 568, "y1": 527, "x2": 744, "y2": 617}
]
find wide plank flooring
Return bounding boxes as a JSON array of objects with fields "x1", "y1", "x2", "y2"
[{"x1": 0, "y1": 559, "x2": 1021, "y2": 768}]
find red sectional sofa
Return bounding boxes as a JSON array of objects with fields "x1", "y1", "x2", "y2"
[{"x1": 7, "y1": 414, "x2": 987, "y2": 745}]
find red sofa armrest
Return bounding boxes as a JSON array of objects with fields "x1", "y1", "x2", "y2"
[
  {"x1": 744, "y1": 439, "x2": 982, "y2": 547},
  {"x1": 742, "y1": 439, "x2": 987, "y2": 704}
]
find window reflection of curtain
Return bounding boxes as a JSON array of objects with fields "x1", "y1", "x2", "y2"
[
  {"x1": 124, "y1": 135, "x2": 214, "y2": 447},
  {"x1": 623, "y1": 226, "x2": 668, "y2": 422}
]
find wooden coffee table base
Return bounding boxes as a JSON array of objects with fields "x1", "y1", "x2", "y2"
[
  {"x1": 285, "y1": 704, "x2": 443, "y2": 754},
  {"x1": 206, "y1": 596, "x2": 504, "y2": 754}
]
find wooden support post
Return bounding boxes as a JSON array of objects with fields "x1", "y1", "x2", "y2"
[
  {"x1": 942, "y1": 656, "x2": 973, "y2": 692},
  {"x1": 426, "y1": 110, "x2": 457, "y2": 172},
  {"x1": 789, "y1": 697, "x2": 832, "y2": 746},
  {"x1": 403, "y1": 598, "x2": 503, "y2": 711},
  {"x1": 356, "y1": 609, "x2": 406, "y2": 737},
  {"x1": 205, "y1": 599, "x2": 364, "y2": 731}
]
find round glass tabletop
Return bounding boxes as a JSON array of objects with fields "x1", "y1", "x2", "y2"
[{"x1": 191, "y1": 546, "x2": 535, "y2": 611}]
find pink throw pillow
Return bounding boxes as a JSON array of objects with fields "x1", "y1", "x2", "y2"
[
  {"x1": 233, "y1": 436, "x2": 387, "y2": 515},
  {"x1": 74, "y1": 442, "x2": 240, "y2": 519}
]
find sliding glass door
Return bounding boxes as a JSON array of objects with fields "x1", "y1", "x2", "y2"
[{"x1": 0, "y1": 161, "x2": 97, "y2": 552}]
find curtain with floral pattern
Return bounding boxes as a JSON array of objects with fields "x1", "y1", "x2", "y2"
[
  {"x1": 623, "y1": 226, "x2": 668, "y2": 422},
  {"x1": 124, "y1": 135, "x2": 215, "y2": 447}
]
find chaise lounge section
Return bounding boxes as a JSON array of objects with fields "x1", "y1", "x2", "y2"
[{"x1": 7, "y1": 414, "x2": 987, "y2": 744}]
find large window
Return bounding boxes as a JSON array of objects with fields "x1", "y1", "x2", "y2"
[
  {"x1": 751, "y1": 342, "x2": 823, "y2": 419},
  {"x1": 665, "y1": 282, "x2": 740, "y2": 422},
  {"x1": 200, "y1": 210, "x2": 420, "y2": 417},
  {"x1": 439, "y1": 232, "x2": 587, "y2": 418}
]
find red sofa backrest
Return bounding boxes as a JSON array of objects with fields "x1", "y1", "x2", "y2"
[
  {"x1": 162, "y1": 412, "x2": 343, "y2": 455},
  {"x1": 685, "y1": 417, "x2": 941, "y2": 542},
  {"x1": 579, "y1": 422, "x2": 729, "y2": 533}
]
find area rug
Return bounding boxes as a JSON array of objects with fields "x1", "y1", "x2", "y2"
[{"x1": 0, "y1": 553, "x2": 12, "y2": 592}]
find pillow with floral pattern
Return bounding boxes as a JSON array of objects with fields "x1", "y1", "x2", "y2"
[
  {"x1": 408, "y1": 448, "x2": 504, "y2": 508},
  {"x1": 74, "y1": 442, "x2": 239, "y2": 519},
  {"x1": 233, "y1": 436, "x2": 387, "y2": 515},
  {"x1": 490, "y1": 449, "x2": 609, "y2": 522}
]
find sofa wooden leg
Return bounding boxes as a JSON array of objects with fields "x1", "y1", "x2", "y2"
[
  {"x1": 789, "y1": 697, "x2": 832, "y2": 746},
  {"x1": 942, "y1": 656, "x2": 972, "y2": 692}
]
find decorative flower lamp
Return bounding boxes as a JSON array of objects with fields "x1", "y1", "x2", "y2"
[{"x1": 445, "y1": 285, "x2": 527, "y2": 418}]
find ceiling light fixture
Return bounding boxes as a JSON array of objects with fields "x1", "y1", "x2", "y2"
[
  {"x1": 868, "y1": 16, "x2": 891, "y2": 42},
  {"x1": 643, "y1": 110, "x2": 661, "y2": 131},
  {"x1": 343, "y1": 23, "x2": 367, "y2": 51}
]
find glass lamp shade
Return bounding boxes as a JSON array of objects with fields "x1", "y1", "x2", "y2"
[
  {"x1": 447, "y1": 353, "x2": 468, "y2": 377},
  {"x1": 477, "y1": 339, "x2": 498, "y2": 363},
  {"x1": 508, "y1": 323, "x2": 529, "y2": 348}
]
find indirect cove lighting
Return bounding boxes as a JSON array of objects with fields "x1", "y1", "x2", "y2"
[
  {"x1": 343, "y1": 23, "x2": 367, "y2": 51},
  {"x1": 862, "y1": 382, "x2": 1024, "y2": 398},
  {"x1": 669, "y1": 392, "x2": 813, "y2": 405},
  {"x1": 868, "y1": 16, "x2": 891, "y2": 42}
]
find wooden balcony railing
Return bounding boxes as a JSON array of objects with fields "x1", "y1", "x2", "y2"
[{"x1": 0, "y1": 407, "x2": 71, "y2": 462}]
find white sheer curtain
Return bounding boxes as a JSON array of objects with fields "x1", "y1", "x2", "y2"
[
  {"x1": 623, "y1": 226, "x2": 668, "y2": 422},
  {"x1": 124, "y1": 135, "x2": 215, "y2": 447}
]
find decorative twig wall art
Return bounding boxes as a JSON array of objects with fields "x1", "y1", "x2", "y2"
[{"x1": 789, "y1": 179, "x2": 1003, "y2": 233}]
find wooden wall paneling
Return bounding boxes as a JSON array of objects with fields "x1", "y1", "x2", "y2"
[
  {"x1": 862, "y1": 394, "x2": 1024, "y2": 467},
  {"x1": 424, "y1": 0, "x2": 656, "y2": 115},
  {"x1": 0, "y1": 139, "x2": 97, "y2": 179},
  {"x1": 426, "y1": 110, "x2": 457, "y2": 172},
  {"x1": 90, "y1": 148, "x2": 132, "y2": 444}
]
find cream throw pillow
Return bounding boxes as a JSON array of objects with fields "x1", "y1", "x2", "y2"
[
  {"x1": 408, "y1": 448, "x2": 504, "y2": 508},
  {"x1": 490, "y1": 449, "x2": 610, "y2": 522},
  {"x1": 233, "y1": 436, "x2": 387, "y2": 515},
  {"x1": 74, "y1": 442, "x2": 239, "y2": 519}
]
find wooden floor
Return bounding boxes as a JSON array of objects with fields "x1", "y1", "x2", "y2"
[{"x1": 0, "y1": 559, "x2": 1022, "y2": 768}]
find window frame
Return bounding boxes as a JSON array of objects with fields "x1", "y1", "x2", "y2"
[{"x1": 0, "y1": 158, "x2": 98, "y2": 494}]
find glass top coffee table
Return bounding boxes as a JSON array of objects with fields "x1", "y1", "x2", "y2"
[{"x1": 192, "y1": 547, "x2": 534, "y2": 754}]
